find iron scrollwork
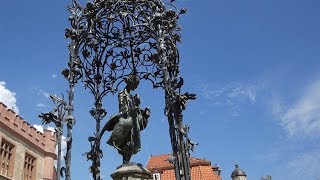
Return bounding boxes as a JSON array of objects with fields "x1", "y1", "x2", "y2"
[
  {"x1": 40, "y1": 24, "x2": 82, "y2": 180},
  {"x1": 66, "y1": 0, "x2": 196, "y2": 179},
  {"x1": 39, "y1": 95, "x2": 66, "y2": 180}
]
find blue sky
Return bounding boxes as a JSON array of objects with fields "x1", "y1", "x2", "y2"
[{"x1": 0, "y1": 0, "x2": 320, "y2": 179}]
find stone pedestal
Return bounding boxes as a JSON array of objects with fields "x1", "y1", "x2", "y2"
[{"x1": 111, "y1": 163, "x2": 153, "y2": 180}]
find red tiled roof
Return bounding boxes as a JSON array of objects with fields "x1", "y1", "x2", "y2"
[
  {"x1": 146, "y1": 154, "x2": 212, "y2": 171},
  {"x1": 147, "y1": 154, "x2": 174, "y2": 171},
  {"x1": 161, "y1": 169, "x2": 175, "y2": 180},
  {"x1": 193, "y1": 166, "x2": 220, "y2": 180},
  {"x1": 146, "y1": 154, "x2": 221, "y2": 180}
]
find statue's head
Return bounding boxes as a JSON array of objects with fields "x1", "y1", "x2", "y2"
[{"x1": 125, "y1": 74, "x2": 140, "y2": 91}]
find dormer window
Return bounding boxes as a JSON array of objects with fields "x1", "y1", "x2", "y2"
[{"x1": 152, "y1": 171, "x2": 161, "y2": 180}]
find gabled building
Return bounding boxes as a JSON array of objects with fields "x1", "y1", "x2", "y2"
[
  {"x1": 0, "y1": 102, "x2": 57, "y2": 180},
  {"x1": 146, "y1": 154, "x2": 221, "y2": 180}
]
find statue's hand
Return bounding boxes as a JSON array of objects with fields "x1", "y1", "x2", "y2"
[{"x1": 143, "y1": 107, "x2": 151, "y2": 118}]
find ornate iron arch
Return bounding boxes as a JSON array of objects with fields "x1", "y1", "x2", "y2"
[{"x1": 65, "y1": 0, "x2": 196, "y2": 179}]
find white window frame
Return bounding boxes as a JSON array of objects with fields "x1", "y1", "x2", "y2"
[{"x1": 153, "y1": 172, "x2": 161, "y2": 180}]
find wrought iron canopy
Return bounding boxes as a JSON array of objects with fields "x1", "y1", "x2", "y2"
[{"x1": 66, "y1": 0, "x2": 186, "y2": 96}]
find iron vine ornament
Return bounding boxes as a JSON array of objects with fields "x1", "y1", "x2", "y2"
[
  {"x1": 39, "y1": 95, "x2": 66, "y2": 180},
  {"x1": 39, "y1": 36, "x2": 81, "y2": 180},
  {"x1": 64, "y1": 0, "x2": 196, "y2": 179}
]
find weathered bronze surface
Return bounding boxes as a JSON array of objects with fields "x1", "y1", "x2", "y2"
[{"x1": 100, "y1": 75, "x2": 151, "y2": 164}]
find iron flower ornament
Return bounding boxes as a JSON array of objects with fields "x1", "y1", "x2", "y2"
[{"x1": 65, "y1": 0, "x2": 197, "y2": 179}]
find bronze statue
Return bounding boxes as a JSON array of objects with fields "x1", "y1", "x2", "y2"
[{"x1": 100, "y1": 75, "x2": 151, "y2": 164}]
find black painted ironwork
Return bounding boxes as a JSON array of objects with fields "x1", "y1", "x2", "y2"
[
  {"x1": 39, "y1": 36, "x2": 81, "y2": 180},
  {"x1": 39, "y1": 95, "x2": 66, "y2": 180},
  {"x1": 65, "y1": 0, "x2": 196, "y2": 179},
  {"x1": 61, "y1": 39, "x2": 82, "y2": 180}
]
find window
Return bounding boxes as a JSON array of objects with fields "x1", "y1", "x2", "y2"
[
  {"x1": 153, "y1": 172, "x2": 161, "y2": 180},
  {"x1": 24, "y1": 153, "x2": 36, "y2": 180},
  {"x1": 0, "y1": 138, "x2": 15, "y2": 178}
]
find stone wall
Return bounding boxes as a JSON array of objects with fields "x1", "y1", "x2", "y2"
[
  {"x1": 0, "y1": 129, "x2": 45, "y2": 180},
  {"x1": 0, "y1": 102, "x2": 56, "y2": 180}
]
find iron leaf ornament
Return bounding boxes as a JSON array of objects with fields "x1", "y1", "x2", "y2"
[{"x1": 66, "y1": 0, "x2": 196, "y2": 180}]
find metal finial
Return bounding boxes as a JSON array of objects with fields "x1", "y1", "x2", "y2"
[{"x1": 235, "y1": 161, "x2": 239, "y2": 169}]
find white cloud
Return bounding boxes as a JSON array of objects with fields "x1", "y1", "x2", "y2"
[
  {"x1": 33, "y1": 124, "x2": 67, "y2": 161},
  {"x1": 284, "y1": 149, "x2": 320, "y2": 180},
  {"x1": 196, "y1": 81, "x2": 262, "y2": 117},
  {"x1": 55, "y1": 136, "x2": 67, "y2": 162},
  {"x1": 52, "y1": 74, "x2": 57, "y2": 78},
  {"x1": 33, "y1": 124, "x2": 44, "y2": 133},
  {"x1": 36, "y1": 103, "x2": 46, "y2": 108},
  {"x1": 227, "y1": 84, "x2": 257, "y2": 103},
  {"x1": 47, "y1": 126, "x2": 56, "y2": 133},
  {"x1": 270, "y1": 98, "x2": 286, "y2": 118},
  {"x1": 33, "y1": 124, "x2": 56, "y2": 134},
  {"x1": 197, "y1": 82, "x2": 223, "y2": 101},
  {"x1": 61, "y1": 136, "x2": 67, "y2": 157},
  {"x1": 0, "y1": 81, "x2": 19, "y2": 113},
  {"x1": 197, "y1": 81, "x2": 260, "y2": 104},
  {"x1": 276, "y1": 79, "x2": 320, "y2": 138},
  {"x1": 34, "y1": 88, "x2": 50, "y2": 98}
]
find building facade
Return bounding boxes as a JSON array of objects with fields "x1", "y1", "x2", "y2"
[
  {"x1": 0, "y1": 102, "x2": 56, "y2": 180},
  {"x1": 146, "y1": 154, "x2": 221, "y2": 180}
]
